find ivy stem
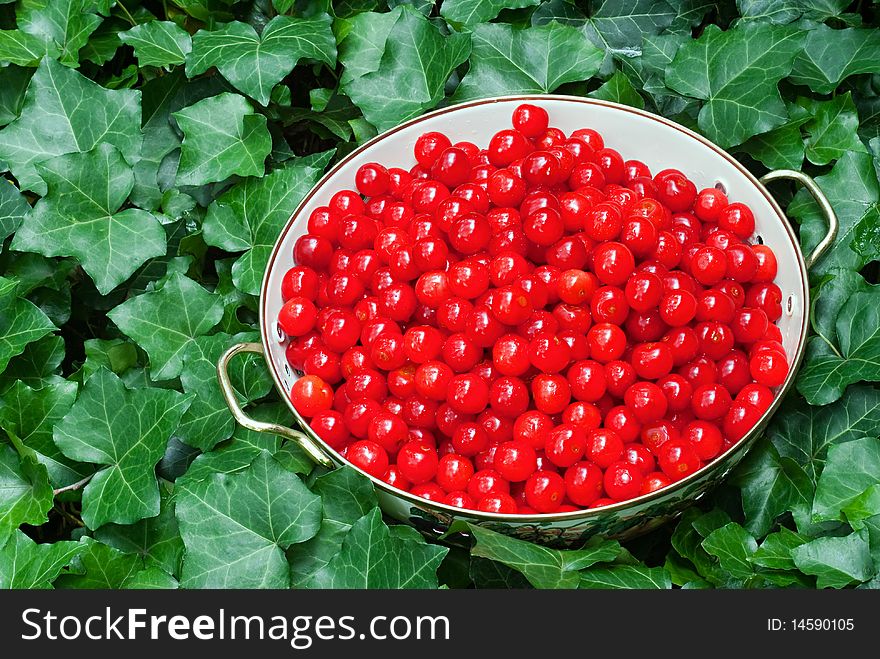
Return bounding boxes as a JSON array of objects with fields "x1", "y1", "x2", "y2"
[
  {"x1": 116, "y1": 0, "x2": 138, "y2": 27},
  {"x1": 53, "y1": 474, "x2": 94, "y2": 497}
]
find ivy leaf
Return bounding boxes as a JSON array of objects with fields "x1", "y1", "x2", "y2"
[
  {"x1": 441, "y1": 0, "x2": 540, "y2": 26},
  {"x1": 0, "y1": 179, "x2": 29, "y2": 243},
  {"x1": 307, "y1": 508, "x2": 448, "y2": 588},
  {"x1": 177, "y1": 332, "x2": 272, "y2": 452},
  {"x1": 176, "y1": 403, "x2": 295, "y2": 485},
  {"x1": 0, "y1": 57, "x2": 141, "y2": 195},
  {"x1": 578, "y1": 565, "x2": 672, "y2": 589},
  {"x1": 202, "y1": 151, "x2": 333, "y2": 296},
  {"x1": 54, "y1": 538, "x2": 143, "y2": 589},
  {"x1": 17, "y1": 0, "x2": 103, "y2": 67},
  {"x1": 736, "y1": 0, "x2": 804, "y2": 24},
  {"x1": 0, "y1": 335, "x2": 64, "y2": 392},
  {"x1": 791, "y1": 530, "x2": 876, "y2": 589},
  {"x1": 0, "y1": 66, "x2": 32, "y2": 127},
  {"x1": 813, "y1": 437, "x2": 880, "y2": 523},
  {"x1": 108, "y1": 272, "x2": 224, "y2": 381},
  {"x1": 53, "y1": 368, "x2": 193, "y2": 529},
  {"x1": 186, "y1": 14, "x2": 336, "y2": 106},
  {"x1": 467, "y1": 524, "x2": 621, "y2": 588},
  {"x1": 589, "y1": 70, "x2": 645, "y2": 108},
  {"x1": 0, "y1": 530, "x2": 84, "y2": 589},
  {"x1": 0, "y1": 276, "x2": 55, "y2": 375},
  {"x1": 790, "y1": 149, "x2": 880, "y2": 277},
  {"x1": 0, "y1": 29, "x2": 58, "y2": 66},
  {"x1": 732, "y1": 441, "x2": 812, "y2": 538},
  {"x1": 289, "y1": 467, "x2": 378, "y2": 587},
  {"x1": 797, "y1": 286, "x2": 880, "y2": 405},
  {"x1": 750, "y1": 527, "x2": 808, "y2": 571},
  {"x1": 177, "y1": 451, "x2": 322, "y2": 588},
  {"x1": 665, "y1": 22, "x2": 805, "y2": 148},
  {"x1": 453, "y1": 22, "x2": 602, "y2": 103},
  {"x1": 737, "y1": 102, "x2": 811, "y2": 170},
  {"x1": 336, "y1": 8, "x2": 401, "y2": 86},
  {"x1": 701, "y1": 522, "x2": 758, "y2": 580},
  {"x1": 801, "y1": 93, "x2": 868, "y2": 165},
  {"x1": 0, "y1": 445, "x2": 53, "y2": 541},
  {"x1": 789, "y1": 25, "x2": 880, "y2": 94},
  {"x1": 122, "y1": 567, "x2": 178, "y2": 589},
  {"x1": 94, "y1": 485, "x2": 184, "y2": 576},
  {"x1": 119, "y1": 20, "x2": 193, "y2": 68},
  {"x1": 172, "y1": 92, "x2": 272, "y2": 187},
  {"x1": 768, "y1": 385, "x2": 880, "y2": 484},
  {"x1": 0, "y1": 379, "x2": 88, "y2": 489},
  {"x1": 344, "y1": 7, "x2": 470, "y2": 132},
  {"x1": 11, "y1": 144, "x2": 166, "y2": 295},
  {"x1": 532, "y1": 0, "x2": 677, "y2": 74},
  {"x1": 842, "y1": 486, "x2": 880, "y2": 529}
]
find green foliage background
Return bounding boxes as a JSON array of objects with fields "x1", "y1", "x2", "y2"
[{"x1": 1, "y1": 0, "x2": 880, "y2": 590}]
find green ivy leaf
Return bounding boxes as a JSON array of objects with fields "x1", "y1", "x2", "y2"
[
  {"x1": 0, "y1": 379, "x2": 88, "y2": 489},
  {"x1": 797, "y1": 286, "x2": 880, "y2": 405},
  {"x1": 0, "y1": 66, "x2": 32, "y2": 127},
  {"x1": 177, "y1": 451, "x2": 322, "y2": 588},
  {"x1": 0, "y1": 335, "x2": 64, "y2": 392},
  {"x1": 0, "y1": 30, "x2": 58, "y2": 66},
  {"x1": 441, "y1": 0, "x2": 540, "y2": 26},
  {"x1": 307, "y1": 508, "x2": 448, "y2": 588},
  {"x1": 737, "y1": 102, "x2": 811, "y2": 170},
  {"x1": 701, "y1": 522, "x2": 758, "y2": 580},
  {"x1": 177, "y1": 332, "x2": 271, "y2": 451},
  {"x1": 789, "y1": 150, "x2": 880, "y2": 278},
  {"x1": 0, "y1": 179, "x2": 29, "y2": 243},
  {"x1": 732, "y1": 441, "x2": 812, "y2": 539},
  {"x1": 17, "y1": 0, "x2": 103, "y2": 67},
  {"x1": 0, "y1": 58, "x2": 141, "y2": 195},
  {"x1": 186, "y1": 14, "x2": 336, "y2": 106},
  {"x1": 289, "y1": 467, "x2": 378, "y2": 587},
  {"x1": 0, "y1": 530, "x2": 84, "y2": 589},
  {"x1": 108, "y1": 272, "x2": 224, "y2": 381},
  {"x1": 336, "y1": 8, "x2": 401, "y2": 86},
  {"x1": 532, "y1": 0, "x2": 677, "y2": 75},
  {"x1": 842, "y1": 485, "x2": 880, "y2": 529},
  {"x1": 789, "y1": 25, "x2": 880, "y2": 94},
  {"x1": 813, "y1": 437, "x2": 880, "y2": 523},
  {"x1": 11, "y1": 144, "x2": 166, "y2": 295},
  {"x1": 94, "y1": 485, "x2": 184, "y2": 576},
  {"x1": 0, "y1": 445, "x2": 53, "y2": 541},
  {"x1": 750, "y1": 527, "x2": 808, "y2": 571},
  {"x1": 736, "y1": 0, "x2": 804, "y2": 24},
  {"x1": 172, "y1": 92, "x2": 272, "y2": 187},
  {"x1": 202, "y1": 151, "x2": 332, "y2": 295},
  {"x1": 53, "y1": 368, "x2": 192, "y2": 529},
  {"x1": 768, "y1": 385, "x2": 880, "y2": 484},
  {"x1": 344, "y1": 6, "x2": 470, "y2": 131},
  {"x1": 121, "y1": 566, "x2": 179, "y2": 589},
  {"x1": 467, "y1": 524, "x2": 621, "y2": 589},
  {"x1": 119, "y1": 20, "x2": 192, "y2": 68},
  {"x1": 55, "y1": 538, "x2": 143, "y2": 589},
  {"x1": 578, "y1": 565, "x2": 672, "y2": 589},
  {"x1": 791, "y1": 530, "x2": 876, "y2": 588},
  {"x1": 0, "y1": 276, "x2": 55, "y2": 375},
  {"x1": 665, "y1": 22, "x2": 805, "y2": 148},
  {"x1": 589, "y1": 70, "x2": 645, "y2": 108},
  {"x1": 801, "y1": 93, "x2": 868, "y2": 165},
  {"x1": 453, "y1": 22, "x2": 602, "y2": 102}
]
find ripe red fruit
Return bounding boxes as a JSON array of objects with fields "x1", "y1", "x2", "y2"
[{"x1": 280, "y1": 105, "x2": 784, "y2": 514}]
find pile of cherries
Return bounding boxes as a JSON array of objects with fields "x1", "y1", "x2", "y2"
[{"x1": 279, "y1": 103, "x2": 789, "y2": 515}]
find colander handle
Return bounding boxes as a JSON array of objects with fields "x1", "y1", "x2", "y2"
[
  {"x1": 217, "y1": 342, "x2": 335, "y2": 468},
  {"x1": 759, "y1": 169, "x2": 839, "y2": 270}
]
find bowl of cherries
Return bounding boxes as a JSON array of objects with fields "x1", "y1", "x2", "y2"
[{"x1": 218, "y1": 96, "x2": 837, "y2": 546}]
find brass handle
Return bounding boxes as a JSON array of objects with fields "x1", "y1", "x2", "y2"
[
  {"x1": 759, "y1": 169, "x2": 839, "y2": 270},
  {"x1": 216, "y1": 342, "x2": 335, "y2": 468}
]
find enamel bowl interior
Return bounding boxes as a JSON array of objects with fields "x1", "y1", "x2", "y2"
[{"x1": 259, "y1": 96, "x2": 809, "y2": 538}]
